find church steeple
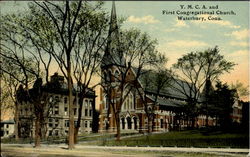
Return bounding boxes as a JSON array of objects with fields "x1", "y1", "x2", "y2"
[{"x1": 101, "y1": 1, "x2": 125, "y2": 69}]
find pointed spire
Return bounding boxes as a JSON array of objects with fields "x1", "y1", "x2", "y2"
[
  {"x1": 101, "y1": 1, "x2": 125, "y2": 68},
  {"x1": 107, "y1": 1, "x2": 119, "y2": 48}
]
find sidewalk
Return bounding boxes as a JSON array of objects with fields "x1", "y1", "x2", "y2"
[{"x1": 2, "y1": 143, "x2": 249, "y2": 153}]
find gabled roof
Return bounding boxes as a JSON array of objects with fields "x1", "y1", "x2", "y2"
[{"x1": 138, "y1": 70, "x2": 195, "y2": 100}]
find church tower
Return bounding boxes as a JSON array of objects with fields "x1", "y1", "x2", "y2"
[{"x1": 99, "y1": 1, "x2": 124, "y2": 132}]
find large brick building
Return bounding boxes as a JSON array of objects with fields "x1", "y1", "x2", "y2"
[{"x1": 17, "y1": 73, "x2": 97, "y2": 138}]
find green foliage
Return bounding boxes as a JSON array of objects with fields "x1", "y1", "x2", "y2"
[
  {"x1": 210, "y1": 81, "x2": 237, "y2": 130},
  {"x1": 172, "y1": 46, "x2": 236, "y2": 126}
]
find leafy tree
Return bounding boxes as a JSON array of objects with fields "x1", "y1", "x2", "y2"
[
  {"x1": 172, "y1": 46, "x2": 235, "y2": 128},
  {"x1": 71, "y1": 5, "x2": 109, "y2": 143},
  {"x1": 100, "y1": 28, "x2": 164, "y2": 140},
  {"x1": 211, "y1": 81, "x2": 237, "y2": 130},
  {"x1": 0, "y1": 11, "x2": 54, "y2": 147},
  {"x1": 21, "y1": 1, "x2": 109, "y2": 148}
]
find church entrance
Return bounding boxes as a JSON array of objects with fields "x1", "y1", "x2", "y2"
[{"x1": 126, "y1": 117, "x2": 132, "y2": 129}]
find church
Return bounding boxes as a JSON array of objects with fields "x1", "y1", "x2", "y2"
[{"x1": 98, "y1": 2, "x2": 215, "y2": 133}]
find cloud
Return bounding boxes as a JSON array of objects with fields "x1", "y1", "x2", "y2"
[
  {"x1": 164, "y1": 28, "x2": 177, "y2": 32},
  {"x1": 229, "y1": 50, "x2": 249, "y2": 57},
  {"x1": 166, "y1": 40, "x2": 208, "y2": 48},
  {"x1": 127, "y1": 15, "x2": 160, "y2": 24},
  {"x1": 225, "y1": 29, "x2": 249, "y2": 40},
  {"x1": 175, "y1": 19, "x2": 188, "y2": 27},
  {"x1": 192, "y1": 15, "x2": 240, "y2": 29},
  {"x1": 229, "y1": 41, "x2": 249, "y2": 47}
]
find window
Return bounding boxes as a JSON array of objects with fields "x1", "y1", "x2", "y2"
[
  {"x1": 85, "y1": 109, "x2": 88, "y2": 116},
  {"x1": 55, "y1": 119, "x2": 59, "y2": 127},
  {"x1": 64, "y1": 107, "x2": 68, "y2": 115},
  {"x1": 6, "y1": 124, "x2": 9, "y2": 128},
  {"x1": 6, "y1": 131, "x2": 9, "y2": 135},
  {"x1": 103, "y1": 96, "x2": 108, "y2": 109},
  {"x1": 161, "y1": 119, "x2": 164, "y2": 128},
  {"x1": 114, "y1": 70, "x2": 119, "y2": 81},
  {"x1": 49, "y1": 119, "x2": 53, "y2": 127},
  {"x1": 54, "y1": 105, "x2": 59, "y2": 115},
  {"x1": 49, "y1": 130, "x2": 52, "y2": 136},
  {"x1": 55, "y1": 96, "x2": 59, "y2": 102},
  {"x1": 89, "y1": 121, "x2": 92, "y2": 128},
  {"x1": 64, "y1": 97, "x2": 67, "y2": 104},
  {"x1": 85, "y1": 121, "x2": 88, "y2": 128},
  {"x1": 65, "y1": 120, "x2": 69, "y2": 127},
  {"x1": 89, "y1": 109, "x2": 92, "y2": 117},
  {"x1": 85, "y1": 100, "x2": 88, "y2": 108}
]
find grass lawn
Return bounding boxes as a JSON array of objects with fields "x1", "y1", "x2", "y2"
[
  {"x1": 2, "y1": 130, "x2": 248, "y2": 148},
  {"x1": 93, "y1": 130, "x2": 249, "y2": 148}
]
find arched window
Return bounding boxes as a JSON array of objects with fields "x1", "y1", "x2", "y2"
[
  {"x1": 133, "y1": 117, "x2": 137, "y2": 130},
  {"x1": 121, "y1": 117, "x2": 125, "y2": 129},
  {"x1": 103, "y1": 95, "x2": 109, "y2": 109},
  {"x1": 122, "y1": 89, "x2": 134, "y2": 111},
  {"x1": 114, "y1": 70, "x2": 119, "y2": 81}
]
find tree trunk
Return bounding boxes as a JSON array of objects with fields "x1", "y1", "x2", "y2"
[
  {"x1": 67, "y1": 55, "x2": 74, "y2": 149},
  {"x1": 74, "y1": 127, "x2": 79, "y2": 144},
  {"x1": 147, "y1": 115, "x2": 153, "y2": 133},
  {"x1": 74, "y1": 93, "x2": 84, "y2": 144},
  {"x1": 14, "y1": 102, "x2": 19, "y2": 141},
  {"x1": 35, "y1": 113, "x2": 41, "y2": 148},
  {"x1": 115, "y1": 115, "x2": 120, "y2": 141}
]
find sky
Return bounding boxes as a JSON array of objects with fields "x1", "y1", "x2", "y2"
[{"x1": 1, "y1": 1, "x2": 249, "y2": 107}]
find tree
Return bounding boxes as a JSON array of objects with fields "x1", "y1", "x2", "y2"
[
  {"x1": 1, "y1": 11, "x2": 54, "y2": 147},
  {"x1": 172, "y1": 46, "x2": 235, "y2": 128},
  {"x1": 136, "y1": 67, "x2": 172, "y2": 133},
  {"x1": 0, "y1": 14, "x2": 38, "y2": 140},
  {"x1": 100, "y1": 27, "x2": 165, "y2": 140},
  {"x1": 71, "y1": 6, "x2": 109, "y2": 143},
  {"x1": 22, "y1": 1, "x2": 109, "y2": 148},
  {"x1": 211, "y1": 81, "x2": 237, "y2": 130}
]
